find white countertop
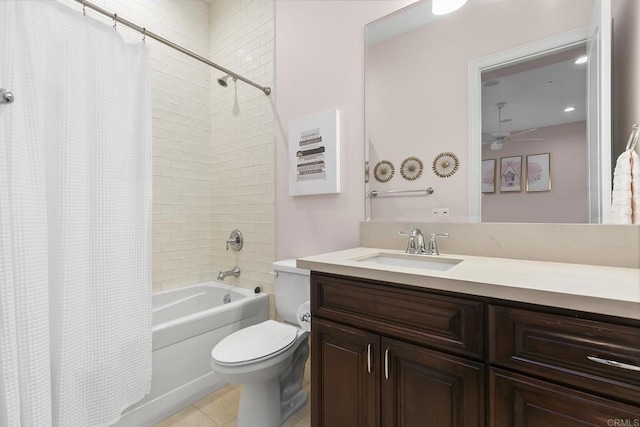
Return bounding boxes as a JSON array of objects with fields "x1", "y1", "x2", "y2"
[{"x1": 297, "y1": 247, "x2": 640, "y2": 321}]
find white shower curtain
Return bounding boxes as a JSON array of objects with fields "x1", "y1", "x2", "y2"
[{"x1": 0, "y1": 1, "x2": 152, "y2": 426}]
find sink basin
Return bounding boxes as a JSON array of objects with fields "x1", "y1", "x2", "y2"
[{"x1": 355, "y1": 253, "x2": 462, "y2": 271}]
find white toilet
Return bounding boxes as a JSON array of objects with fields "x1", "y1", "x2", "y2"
[{"x1": 210, "y1": 259, "x2": 310, "y2": 427}]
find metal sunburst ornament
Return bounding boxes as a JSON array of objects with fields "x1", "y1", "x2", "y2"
[
  {"x1": 373, "y1": 160, "x2": 395, "y2": 183},
  {"x1": 432, "y1": 152, "x2": 459, "y2": 178},
  {"x1": 400, "y1": 156, "x2": 424, "y2": 181}
]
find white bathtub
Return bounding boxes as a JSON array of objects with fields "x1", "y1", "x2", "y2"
[{"x1": 115, "y1": 281, "x2": 269, "y2": 427}]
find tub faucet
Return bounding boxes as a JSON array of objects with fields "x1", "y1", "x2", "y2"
[{"x1": 218, "y1": 266, "x2": 240, "y2": 281}]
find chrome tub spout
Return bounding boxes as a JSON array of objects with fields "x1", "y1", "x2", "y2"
[{"x1": 217, "y1": 266, "x2": 240, "y2": 281}]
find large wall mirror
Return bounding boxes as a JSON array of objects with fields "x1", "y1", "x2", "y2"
[{"x1": 364, "y1": 0, "x2": 628, "y2": 224}]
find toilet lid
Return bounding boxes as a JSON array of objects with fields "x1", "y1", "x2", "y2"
[{"x1": 211, "y1": 320, "x2": 298, "y2": 365}]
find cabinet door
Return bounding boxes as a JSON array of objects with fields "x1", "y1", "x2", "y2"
[
  {"x1": 381, "y1": 337, "x2": 484, "y2": 427},
  {"x1": 491, "y1": 368, "x2": 640, "y2": 426},
  {"x1": 312, "y1": 318, "x2": 379, "y2": 427}
]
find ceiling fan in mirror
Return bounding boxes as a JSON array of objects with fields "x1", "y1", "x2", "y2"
[{"x1": 482, "y1": 102, "x2": 542, "y2": 151}]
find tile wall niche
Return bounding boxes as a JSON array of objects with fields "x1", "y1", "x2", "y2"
[{"x1": 209, "y1": 0, "x2": 276, "y2": 315}]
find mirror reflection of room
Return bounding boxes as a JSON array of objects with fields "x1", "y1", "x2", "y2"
[
  {"x1": 481, "y1": 45, "x2": 588, "y2": 223},
  {"x1": 364, "y1": 0, "x2": 629, "y2": 224}
]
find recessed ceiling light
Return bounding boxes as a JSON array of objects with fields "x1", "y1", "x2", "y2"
[
  {"x1": 564, "y1": 106, "x2": 576, "y2": 112},
  {"x1": 483, "y1": 80, "x2": 500, "y2": 87},
  {"x1": 545, "y1": 81, "x2": 554, "y2": 86},
  {"x1": 574, "y1": 56, "x2": 588, "y2": 65}
]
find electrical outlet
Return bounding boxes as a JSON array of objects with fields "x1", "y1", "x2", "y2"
[{"x1": 432, "y1": 208, "x2": 450, "y2": 217}]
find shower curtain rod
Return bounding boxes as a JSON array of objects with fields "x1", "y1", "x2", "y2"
[{"x1": 73, "y1": 0, "x2": 271, "y2": 96}]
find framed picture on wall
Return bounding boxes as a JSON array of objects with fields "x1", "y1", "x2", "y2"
[
  {"x1": 500, "y1": 156, "x2": 522, "y2": 192},
  {"x1": 288, "y1": 110, "x2": 341, "y2": 196},
  {"x1": 481, "y1": 159, "x2": 496, "y2": 193},
  {"x1": 526, "y1": 153, "x2": 551, "y2": 192}
]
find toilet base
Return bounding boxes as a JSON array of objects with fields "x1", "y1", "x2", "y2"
[
  {"x1": 237, "y1": 379, "x2": 281, "y2": 427},
  {"x1": 236, "y1": 381, "x2": 308, "y2": 427},
  {"x1": 233, "y1": 336, "x2": 309, "y2": 427}
]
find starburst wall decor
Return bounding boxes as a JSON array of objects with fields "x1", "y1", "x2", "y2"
[
  {"x1": 432, "y1": 152, "x2": 459, "y2": 178},
  {"x1": 400, "y1": 156, "x2": 424, "y2": 181}
]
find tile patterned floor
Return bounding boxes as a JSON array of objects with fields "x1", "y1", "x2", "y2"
[{"x1": 154, "y1": 381, "x2": 311, "y2": 427}]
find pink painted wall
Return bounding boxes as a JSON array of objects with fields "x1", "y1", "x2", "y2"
[
  {"x1": 274, "y1": 0, "x2": 596, "y2": 259},
  {"x1": 612, "y1": 0, "x2": 640, "y2": 157},
  {"x1": 481, "y1": 121, "x2": 589, "y2": 223},
  {"x1": 365, "y1": 0, "x2": 592, "y2": 223},
  {"x1": 274, "y1": 0, "x2": 416, "y2": 259}
]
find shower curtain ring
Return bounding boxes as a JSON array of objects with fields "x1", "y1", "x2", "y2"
[
  {"x1": 113, "y1": 14, "x2": 118, "y2": 29},
  {"x1": 82, "y1": 0, "x2": 86, "y2": 15},
  {"x1": 142, "y1": 28, "x2": 146, "y2": 43}
]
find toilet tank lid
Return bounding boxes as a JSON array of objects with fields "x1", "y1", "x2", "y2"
[{"x1": 273, "y1": 259, "x2": 310, "y2": 276}]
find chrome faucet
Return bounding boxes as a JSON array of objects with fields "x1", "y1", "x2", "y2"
[
  {"x1": 399, "y1": 229, "x2": 449, "y2": 255},
  {"x1": 217, "y1": 266, "x2": 240, "y2": 281},
  {"x1": 225, "y1": 230, "x2": 243, "y2": 251},
  {"x1": 426, "y1": 233, "x2": 449, "y2": 255},
  {"x1": 399, "y1": 228, "x2": 427, "y2": 254}
]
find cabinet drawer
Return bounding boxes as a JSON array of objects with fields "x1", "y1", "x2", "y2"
[
  {"x1": 311, "y1": 273, "x2": 483, "y2": 358},
  {"x1": 490, "y1": 305, "x2": 640, "y2": 405},
  {"x1": 490, "y1": 368, "x2": 640, "y2": 426}
]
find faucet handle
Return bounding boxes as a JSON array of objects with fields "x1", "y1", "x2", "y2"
[
  {"x1": 399, "y1": 228, "x2": 426, "y2": 254},
  {"x1": 398, "y1": 228, "x2": 423, "y2": 237},
  {"x1": 431, "y1": 233, "x2": 449, "y2": 239},
  {"x1": 225, "y1": 230, "x2": 243, "y2": 251},
  {"x1": 427, "y1": 233, "x2": 449, "y2": 255}
]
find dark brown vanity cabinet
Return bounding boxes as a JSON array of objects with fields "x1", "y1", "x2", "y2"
[
  {"x1": 312, "y1": 319, "x2": 379, "y2": 427},
  {"x1": 310, "y1": 272, "x2": 640, "y2": 427},
  {"x1": 311, "y1": 273, "x2": 484, "y2": 427},
  {"x1": 489, "y1": 305, "x2": 640, "y2": 426}
]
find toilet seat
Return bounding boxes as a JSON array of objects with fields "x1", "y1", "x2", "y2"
[{"x1": 212, "y1": 320, "x2": 299, "y2": 366}]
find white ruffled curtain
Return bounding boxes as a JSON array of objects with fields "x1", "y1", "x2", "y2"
[{"x1": 0, "y1": 1, "x2": 152, "y2": 426}]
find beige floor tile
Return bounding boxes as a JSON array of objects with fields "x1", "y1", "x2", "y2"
[
  {"x1": 291, "y1": 418, "x2": 310, "y2": 427},
  {"x1": 153, "y1": 405, "x2": 220, "y2": 427},
  {"x1": 193, "y1": 385, "x2": 242, "y2": 426},
  {"x1": 157, "y1": 381, "x2": 313, "y2": 427},
  {"x1": 281, "y1": 415, "x2": 302, "y2": 427}
]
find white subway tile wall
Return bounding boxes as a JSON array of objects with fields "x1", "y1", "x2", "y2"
[
  {"x1": 75, "y1": 0, "x2": 275, "y2": 301},
  {"x1": 209, "y1": 0, "x2": 276, "y2": 316}
]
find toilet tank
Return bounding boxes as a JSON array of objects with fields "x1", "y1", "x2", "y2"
[{"x1": 273, "y1": 259, "x2": 310, "y2": 325}]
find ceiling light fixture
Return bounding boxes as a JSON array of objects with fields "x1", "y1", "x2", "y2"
[
  {"x1": 564, "y1": 106, "x2": 576, "y2": 112},
  {"x1": 490, "y1": 140, "x2": 503, "y2": 151},
  {"x1": 574, "y1": 56, "x2": 588, "y2": 65},
  {"x1": 432, "y1": 0, "x2": 468, "y2": 15}
]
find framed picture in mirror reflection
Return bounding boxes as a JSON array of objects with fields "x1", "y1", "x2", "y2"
[
  {"x1": 526, "y1": 153, "x2": 551, "y2": 192},
  {"x1": 481, "y1": 159, "x2": 496, "y2": 193},
  {"x1": 500, "y1": 156, "x2": 522, "y2": 192}
]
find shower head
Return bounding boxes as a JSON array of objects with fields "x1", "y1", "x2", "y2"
[{"x1": 217, "y1": 74, "x2": 237, "y2": 87}]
